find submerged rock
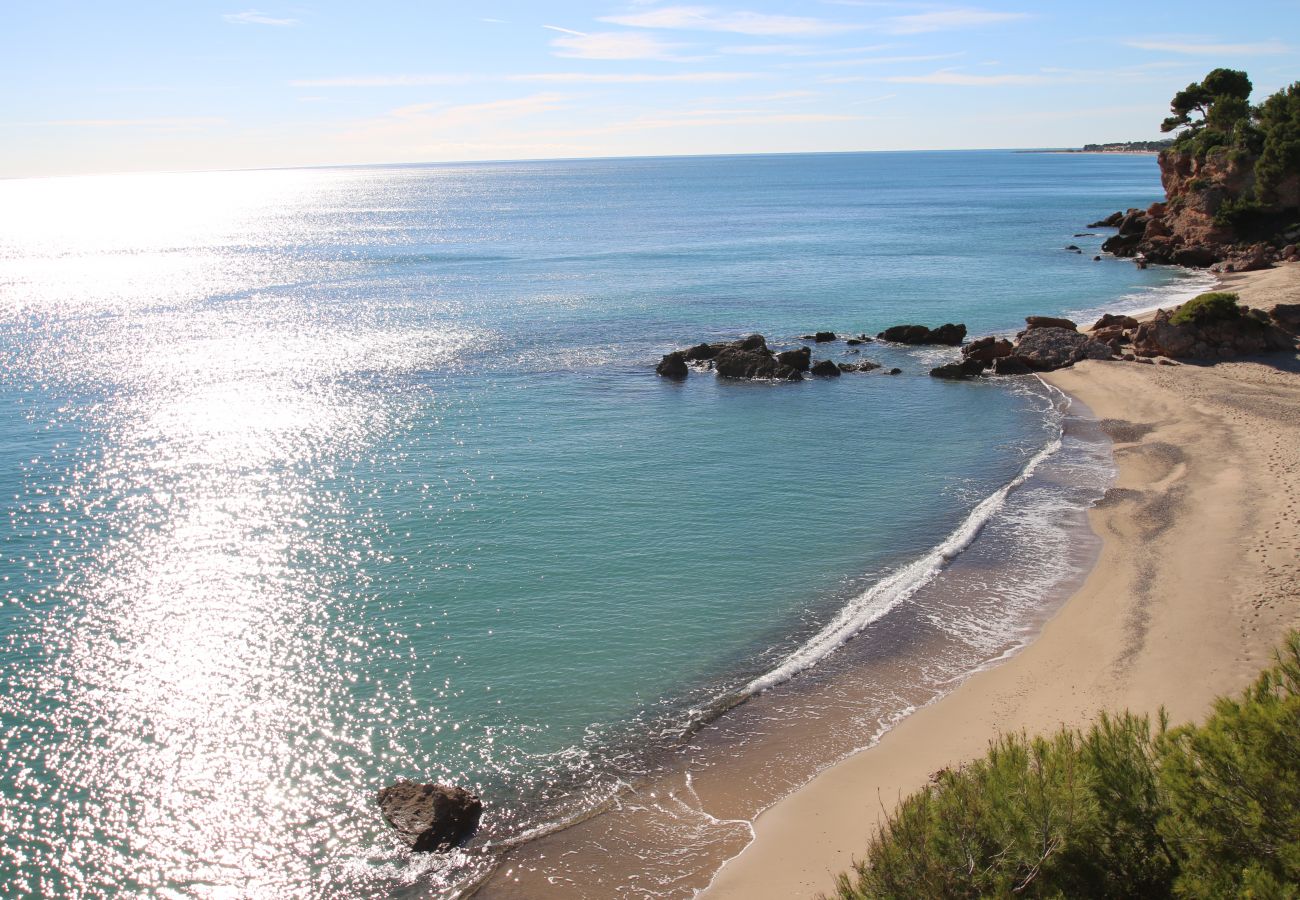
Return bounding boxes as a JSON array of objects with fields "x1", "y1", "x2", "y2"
[
  {"x1": 813, "y1": 331, "x2": 837, "y2": 343},
  {"x1": 378, "y1": 781, "x2": 483, "y2": 852}
]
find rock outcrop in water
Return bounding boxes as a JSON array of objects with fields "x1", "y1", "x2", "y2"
[
  {"x1": 377, "y1": 781, "x2": 483, "y2": 852},
  {"x1": 656, "y1": 333, "x2": 886, "y2": 381},
  {"x1": 877, "y1": 323, "x2": 967, "y2": 346}
]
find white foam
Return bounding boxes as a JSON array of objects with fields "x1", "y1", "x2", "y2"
[{"x1": 734, "y1": 388, "x2": 1069, "y2": 699}]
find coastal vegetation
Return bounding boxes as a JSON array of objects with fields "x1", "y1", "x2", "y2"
[
  {"x1": 1098, "y1": 67, "x2": 1300, "y2": 269},
  {"x1": 1168, "y1": 291, "x2": 1242, "y2": 326},
  {"x1": 827, "y1": 631, "x2": 1300, "y2": 899}
]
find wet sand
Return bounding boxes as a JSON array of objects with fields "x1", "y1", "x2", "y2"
[{"x1": 702, "y1": 262, "x2": 1300, "y2": 899}]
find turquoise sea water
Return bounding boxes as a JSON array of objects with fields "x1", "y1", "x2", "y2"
[{"x1": 0, "y1": 152, "x2": 1210, "y2": 898}]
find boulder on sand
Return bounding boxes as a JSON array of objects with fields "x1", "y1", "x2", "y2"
[
  {"x1": 378, "y1": 781, "x2": 483, "y2": 852},
  {"x1": 1012, "y1": 326, "x2": 1113, "y2": 370}
]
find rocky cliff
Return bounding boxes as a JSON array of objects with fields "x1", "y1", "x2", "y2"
[{"x1": 1097, "y1": 147, "x2": 1300, "y2": 271}]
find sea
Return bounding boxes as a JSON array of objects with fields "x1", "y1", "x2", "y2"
[{"x1": 0, "y1": 151, "x2": 1214, "y2": 899}]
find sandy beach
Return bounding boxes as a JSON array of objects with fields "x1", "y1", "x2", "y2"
[{"x1": 703, "y1": 262, "x2": 1300, "y2": 900}]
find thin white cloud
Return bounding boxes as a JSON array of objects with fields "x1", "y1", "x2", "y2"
[
  {"x1": 290, "y1": 74, "x2": 475, "y2": 87},
  {"x1": 542, "y1": 24, "x2": 588, "y2": 37},
  {"x1": 39, "y1": 117, "x2": 228, "y2": 129},
  {"x1": 553, "y1": 110, "x2": 864, "y2": 137},
  {"x1": 601, "y1": 5, "x2": 857, "y2": 37},
  {"x1": 222, "y1": 10, "x2": 299, "y2": 26},
  {"x1": 551, "y1": 31, "x2": 688, "y2": 60},
  {"x1": 887, "y1": 69, "x2": 1045, "y2": 85},
  {"x1": 1126, "y1": 39, "x2": 1290, "y2": 56},
  {"x1": 721, "y1": 42, "x2": 892, "y2": 56},
  {"x1": 884, "y1": 8, "x2": 1026, "y2": 34},
  {"x1": 512, "y1": 71, "x2": 759, "y2": 83},
  {"x1": 797, "y1": 52, "x2": 965, "y2": 68},
  {"x1": 290, "y1": 71, "x2": 758, "y2": 88}
]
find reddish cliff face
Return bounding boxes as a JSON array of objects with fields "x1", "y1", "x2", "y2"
[{"x1": 1098, "y1": 148, "x2": 1300, "y2": 270}]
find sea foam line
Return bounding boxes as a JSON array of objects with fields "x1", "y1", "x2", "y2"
[{"x1": 734, "y1": 388, "x2": 1069, "y2": 701}]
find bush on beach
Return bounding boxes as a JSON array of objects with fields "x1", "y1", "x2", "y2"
[
  {"x1": 1169, "y1": 291, "x2": 1243, "y2": 326},
  {"x1": 827, "y1": 631, "x2": 1300, "y2": 899}
]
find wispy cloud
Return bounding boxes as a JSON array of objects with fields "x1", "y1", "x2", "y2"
[
  {"x1": 542, "y1": 24, "x2": 588, "y2": 37},
  {"x1": 290, "y1": 74, "x2": 475, "y2": 87},
  {"x1": 290, "y1": 71, "x2": 759, "y2": 88},
  {"x1": 512, "y1": 71, "x2": 758, "y2": 83},
  {"x1": 601, "y1": 5, "x2": 857, "y2": 37},
  {"x1": 721, "y1": 42, "x2": 892, "y2": 56},
  {"x1": 222, "y1": 10, "x2": 299, "y2": 26},
  {"x1": 796, "y1": 52, "x2": 964, "y2": 68},
  {"x1": 887, "y1": 69, "x2": 1045, "y2": 85},
  {"x1": 550, "y1": 31, "x2": 688, "y2": 60},
  {"x1": 38, "y1": 117, "x2": 228, "y2": 129},
  {"x1": 884, "y1": 8, "x2": 1026, "y2": 34},
  {"x1": 1125, "y1": 39, "x2": 1290, "y2": 56}
]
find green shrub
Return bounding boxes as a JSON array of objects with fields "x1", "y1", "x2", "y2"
[
  {"x1": 1214, "y1": 195, "x2": 1265, "y2": 229},
  {"x1": 1170, "y1": 291, "x2": 1242, "y2": 325},
  {"x1": 827, "y1": 631, "x2": 1300, "y2": 900},
  {"x1": 1159, "y1": 631, "x2": 1300, "y2": 897}
]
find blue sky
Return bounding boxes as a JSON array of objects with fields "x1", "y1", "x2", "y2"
[{"x1": 3, "y1": 1, "x2": 1299, "y2": 177}]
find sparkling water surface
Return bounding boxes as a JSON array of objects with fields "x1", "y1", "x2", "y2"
[{"x1": 0, "y1": 152, "x2": 1207, "y2": 897}]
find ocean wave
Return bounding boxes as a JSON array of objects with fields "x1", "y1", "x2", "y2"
[{"x1": 728, "y1": 387, "x2": 1068, "y2": 701}]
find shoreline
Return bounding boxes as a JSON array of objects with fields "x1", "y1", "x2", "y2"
[{"x1": 701, "y1": 262, "x2": 1300, "y2": 900}]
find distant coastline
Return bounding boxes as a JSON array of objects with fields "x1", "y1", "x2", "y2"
[{"x1": 1019, "y1": 139, "x2": 1174, "y2": 155}]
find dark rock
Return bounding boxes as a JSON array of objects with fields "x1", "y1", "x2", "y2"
[
  {"x1": 1025, "y1": 316, "x2": 1078, "y2": 332},
  {"x1": 929, "y1": 358, "x2": 988, "y2": 380},
  {"x1": 737, "y1": 333, "x2": 768, "y2": 352},
  {"x1": 715, "y1": 346, "x2": 777, "y2": 379},
  {"x1": 993, "y1": 356, "x2": 1034, "y2": 375},
  {"x1": 1102, "y1": 231, "x2": 1143, "y2": 255},
  {"x1": 888, "y1": 367, "x2": 902, "y2": 375},
  {"x1": 1269, "y1": 303, "x2": 1300, "y2": 334},
  {"x1": 810, "y1": 359, "x2": 841, "y2": 377},
  {"x1": 683, "y1": 342, "x2": 725, "y2": 362},
  {"x1": 1074, "y1": 233, "x2": 1097, "y2": 237},
  {"x1": 1117, "y1": 209, "x2": 1148, "y2": 236},
  {"x1": 846, "y1": 338, "x2": 864, "y2": 346},
  {"x1": 1131, "y1": 305, "x2": 1295, "y2": 359},
  {"x1": 877, "y1": 323, "x2": 966, "y2": 346},
  {"x1": 1094, "y1": 255, "x2": 1102, "y2": 261},
  {"x1": 775, "y1": 346, "x2": 812, "y2": 371},
  {"x1": 378, "y1": 781, "x2": 482, "y2": 852},
  {"x1": 813, "y1": 331, "x2": 837, "y2": 343},
  {"x1": 655, "y1": 351, "x2": 689, "y2": 379},
  {"x1": 962, "y1": 336, "x2": 1014, "y2": 363},
  {"x1": 1171, "y1": 246, "x2": 1219, "y2": 268},
  {"x1": 1065, "y1": 245, "x2": 1081, "y2": 252},
  {"x1": 1012, "y1": 327, "x2": 1112, "y2": 370},
  {"x1": 838, "y1": 360, "x2": 882, "y2": 373},
  {"x1": 1088, "y1": 211, "x2": 1124, "y2": 228},
  {"x1": 1091, "y1": 313, "x2": 1140, "y2": 331}
]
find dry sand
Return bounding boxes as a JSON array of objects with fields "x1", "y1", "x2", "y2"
[{"x1": 702, "y1": 263, "x2": 1300, "y2": 900}]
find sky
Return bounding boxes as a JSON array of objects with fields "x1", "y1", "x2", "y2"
[{"x1": 3, "y1": 1, "x2": 1299, "y2": 178}]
